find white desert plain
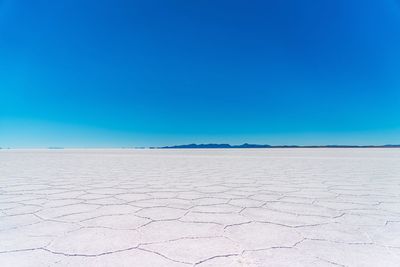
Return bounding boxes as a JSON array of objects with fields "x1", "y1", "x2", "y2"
[{"x1": 0, "y1": 148, "x2": 400, "y2": 266}]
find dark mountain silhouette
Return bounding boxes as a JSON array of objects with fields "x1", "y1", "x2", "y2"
[
  {"x1": 159, "y1": 143, "x2": 400, "y2": 149},
  {"x1": 160, "y1": 143, "x2": 271, "y2": 149}
]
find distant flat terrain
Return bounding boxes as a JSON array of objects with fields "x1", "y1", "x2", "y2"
[{"x1": 0, "y1": 149, "x2": 400, "y2": 266}]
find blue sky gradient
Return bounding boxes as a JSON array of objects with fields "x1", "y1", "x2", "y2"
[{"x1": 1, "y1": 0, "x2": 400, "y2": 147}]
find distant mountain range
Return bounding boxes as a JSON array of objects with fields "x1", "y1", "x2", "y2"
[
  {"x1": 158, "y1": 143, "x2": 400, "y2": 149},
  {"x1": 2, "y1": 144, "x2": 399, "y2": 150}
]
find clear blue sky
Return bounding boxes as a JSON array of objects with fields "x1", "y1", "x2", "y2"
[{"x1": 1, "y1": 0, "x2": 400, "y2": 147}]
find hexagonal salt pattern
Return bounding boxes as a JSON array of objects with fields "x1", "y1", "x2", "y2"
[{"x1": 0, "y1": 148, "x2": 400, "y2": 266}]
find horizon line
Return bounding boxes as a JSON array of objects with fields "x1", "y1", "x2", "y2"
[{"x1": 1, "y1": 143, "x2": 400, "y2": 150}]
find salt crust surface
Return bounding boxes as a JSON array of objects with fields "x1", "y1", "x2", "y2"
[{"x1": 0, "y1": 149, "x2": 399, "y2": 266}]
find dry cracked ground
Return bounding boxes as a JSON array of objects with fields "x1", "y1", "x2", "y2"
[{"x1": 0, "y1": 149, "x2": 400, "y2": 266}]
